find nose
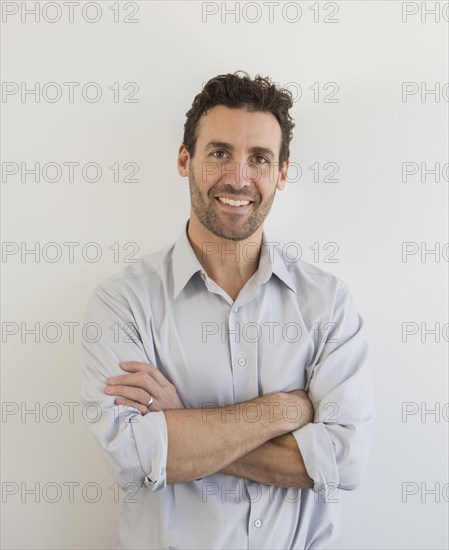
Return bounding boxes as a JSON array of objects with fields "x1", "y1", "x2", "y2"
[{"x1": 220, "y1": 157, "x2": 259, "y2": 189}]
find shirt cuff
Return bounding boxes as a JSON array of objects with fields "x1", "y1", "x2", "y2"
[
  {"x1": 291, "y1": 422, "x2": 339, "y2": 496},
  {"x1": 131, "y1": 410, "x2": 168, "y2": 492}
]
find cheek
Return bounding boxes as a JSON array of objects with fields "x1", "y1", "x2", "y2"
[{"x1": 198, "y1": 159, "x2": 222, "y2": 185}]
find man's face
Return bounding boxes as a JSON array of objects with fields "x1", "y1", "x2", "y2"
[{"x1": 179, "y1": 105, "x2": 288, "y2": 241}]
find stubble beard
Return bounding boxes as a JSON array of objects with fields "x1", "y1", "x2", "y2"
[{"x1": 188, "y1": 163, "x2": 277, "y2": 242}]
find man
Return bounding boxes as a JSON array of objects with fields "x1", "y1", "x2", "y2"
[{"x1": 81, "y1": 71, "x2": 375, "y2": 549}]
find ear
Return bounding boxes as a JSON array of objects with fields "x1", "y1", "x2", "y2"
[
  {"x1": 177, "y1": 144, "x2": 190, "y2": 177},
  {"x1": 276, "y1": 159, "x2": 289, "y2": 191}
]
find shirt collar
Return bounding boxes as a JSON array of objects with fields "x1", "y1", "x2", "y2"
[{"x1": 172, "y1": 219, "x2": 297, "y2": 299}]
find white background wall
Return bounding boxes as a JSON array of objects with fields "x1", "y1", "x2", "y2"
[{"x1": 1, "y1": 1, "x2": 448, "y2": 548}]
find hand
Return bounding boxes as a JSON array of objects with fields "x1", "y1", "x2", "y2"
[{"x1": 104, "y1": 361, "x2": 184, "y2": 415}]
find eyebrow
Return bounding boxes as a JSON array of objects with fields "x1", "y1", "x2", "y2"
[{"x1": 204, "y1": 141, "x2": 276, "y2": 161}]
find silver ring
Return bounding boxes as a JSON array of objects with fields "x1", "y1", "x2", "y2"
[{"x1": 146, "y1": 395, "x2": 154, "y2": 409}]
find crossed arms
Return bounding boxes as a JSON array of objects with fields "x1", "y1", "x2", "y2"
[
  {"x1": 82, "y1": 283, "x2": 374, "y2": 495},
  {"x1": 105, "y1": 361, "x2": 315, "y2": 489}
]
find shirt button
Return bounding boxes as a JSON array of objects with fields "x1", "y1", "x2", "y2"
[
  {"x1": 254, "y1": 519, "x2": 262, "y2": 528},
  {"x1": 232, "y1": 307, "x2": 238, "y2": 313},
  {"x1": 238, "y1": 358, "x2": 246, "y2": 366}
]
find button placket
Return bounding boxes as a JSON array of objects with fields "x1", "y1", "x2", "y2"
[{"x1": 228, "y1": 304, "x2": 255, "y2": 403}]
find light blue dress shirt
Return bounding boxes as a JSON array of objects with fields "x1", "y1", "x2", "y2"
[{"x1": 80, "y1": 218, "x2": 375, "y2": 549}]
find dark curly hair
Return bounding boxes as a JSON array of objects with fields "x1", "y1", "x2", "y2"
[{"x1": 182, "y1": 70, "x2": 295, "y2": 168}]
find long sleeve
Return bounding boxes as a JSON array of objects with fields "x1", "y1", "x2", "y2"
[
  {"x1": 80, "y1": 282, "x2": 169, "y2": 492},
  {"x1": 292, "y1": 283, "x2": 375, "y2": 496}
]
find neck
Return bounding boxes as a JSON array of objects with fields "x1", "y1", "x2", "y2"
[{"x1": 186, "y1": 215, "x2": 263, "y2": 288}]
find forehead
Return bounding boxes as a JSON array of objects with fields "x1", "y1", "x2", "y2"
[{"x1": 196, "y1": 105, "x2": 282, "y2": 147}]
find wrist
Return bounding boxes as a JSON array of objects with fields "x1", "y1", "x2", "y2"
[
  {"x1": 262, "y1": 391, "x2": 314, "y2": 432},
  {"x1": 284, "y1": 391, "x2": 314, "y2": 429},
  {"x1": 256, "y1": 392, "x2": 294, "y2": 436}
]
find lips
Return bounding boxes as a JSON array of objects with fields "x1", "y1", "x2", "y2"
[
  {"x1": 217, "y1": 196, "x2": 251, "y2": 206},
  {"x1": 214, "y1": 197, "x2": 253, "y2": 211},
  {"x1": 215, "y1": 195, "x2": 254, "y2": 202}
]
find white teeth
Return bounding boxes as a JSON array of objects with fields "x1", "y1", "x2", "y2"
[{"x1": 218, "y1": 197, "x2": 250, "y2": 207}]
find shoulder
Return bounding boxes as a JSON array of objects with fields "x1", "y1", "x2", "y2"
[
  {"x1": 285, "y1": 256, "x2": 351, "y2": 302},
  {"x1": 91, "y1": 241, "x2": 175, "y2": 301},
  {"x1": 281, "y1": 258, "x2": 363, "y2": 339}
]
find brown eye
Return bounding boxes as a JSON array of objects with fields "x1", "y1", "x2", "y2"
[
  {"x1": 255, "y1": 155, "x2": 269, "y2": 164},
  {"x1": 212, "y1": 150, "x2": 227, "y2": 159}
]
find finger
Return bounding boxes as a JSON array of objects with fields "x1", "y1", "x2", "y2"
[
  {"x1": 106, "y1": 373, "x2": 163, "y2": 402},
  {"x1": 105, "y1": 384, "x2": 149, "y2": 405},
  {"x1": 107, "y1": 373, "x2": 144, "y2": 386},
  {"x1": 114, "y1": 398, "x2": 148, "y2": 416},
  {"x1": 107, "y1": 372, "x2": 159, "y2": 392},
  {"x1": 120, "y1": 361, "x2": 171, "y2": 387}
]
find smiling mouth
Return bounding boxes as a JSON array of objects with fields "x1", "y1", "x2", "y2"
[{"x1": 215, "y1": 196, "x2": 254, "y2": 208}]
